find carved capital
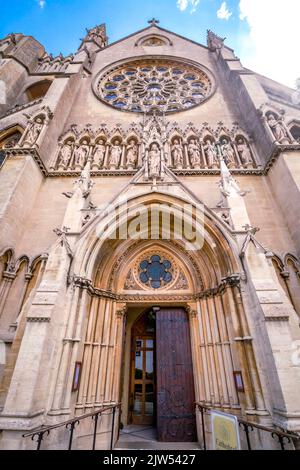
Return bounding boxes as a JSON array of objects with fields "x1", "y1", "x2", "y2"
[
  {"x1": 116, "y1": 304, "x2": 127, "y2": 319},
  {"x1": 186, "y1": 304, "x2": 198, "y2": 319}
]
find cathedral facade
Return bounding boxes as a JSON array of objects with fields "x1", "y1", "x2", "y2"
[{"x1": 0, "y1": 20, "x2": 300, "y2": 450}]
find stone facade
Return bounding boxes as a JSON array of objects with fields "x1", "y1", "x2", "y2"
[{"x1": 0, "y1": 22, "x2": 300, "y2": 450}]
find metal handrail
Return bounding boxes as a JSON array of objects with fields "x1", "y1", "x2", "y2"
[
  {"x1": 196, "y1": 402, "x2": 299, "y2": 450},
  {"x1": 22, "y1": 403, "x2": 121, "y2": 450}
]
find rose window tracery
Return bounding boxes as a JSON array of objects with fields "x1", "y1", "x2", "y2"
[
  {"x1": 139, "y1": 255, "x2": 173, "y2": 289},
  {"x1": 94, "y1": 59, "x2": 213, "y2": 114}
]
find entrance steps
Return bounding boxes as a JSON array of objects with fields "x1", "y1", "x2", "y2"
[{"x1": 115, "y1": 426, "x2": 201, "y2": 451}]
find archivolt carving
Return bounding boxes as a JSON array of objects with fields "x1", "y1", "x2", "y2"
[{"x1": 51, "y1": 120, "x2": 258, "y2": 173}]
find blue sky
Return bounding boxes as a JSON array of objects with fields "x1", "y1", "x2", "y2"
[{"x1": 0, "y1": 0, "x2": 299, "y2": 88}]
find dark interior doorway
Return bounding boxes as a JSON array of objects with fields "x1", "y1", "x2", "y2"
[{"x1": 129, "y1": 307, "x2": 197, "y2": 442}]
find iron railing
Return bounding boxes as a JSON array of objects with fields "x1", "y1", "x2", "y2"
[
  {"x1": 22, "y1": 403, "x2": 121, "y2": 450},
  {"x1": 196, "y1": 403, "x2": 299, "y2": 451}
]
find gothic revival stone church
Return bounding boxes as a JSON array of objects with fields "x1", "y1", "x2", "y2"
[{"x1": 0, "y1": 20, "x2": 300, "y2": 450}]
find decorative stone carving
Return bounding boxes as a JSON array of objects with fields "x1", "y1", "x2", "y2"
[
  {"x1": 173, "y1": 271, "x2": 189, "y2": 290},
  {"x1": 124, "y1": 270, "x2": 140, "y2": 290},
  {"x1": 109, "y1": 140, "x2": 122, "y2": 169},
  {"x1": 84, "y1": 23, "x2": 108, "y2": 49},
  {"x1": 267, "y1": 113, "x2": 292, "y2": 144},
  {"x1": 148, "y1": 142, "x2": 162, "y2": 178},
  {"x1": 188, "y1": 139, "x2": 201, "y2": 169},
  {"x1": 52, "y1": 121, "x2": 259, "y2": 173},
  {"x1": 171, "y1": 139, "x2": 184, "y2": 168},
  {"x1": 94, "y1": 58, "x2": 213, "y2": 114},
  {"x1": 126, "y1": 140, "x2": 138, "y2": 168},
  {"x1": 58, "y1": 140, "x2": 73, "y2": 169},
  {"x1": 53, "y1": 226, "x2": 73, "y2": 258},
  {"x1": 23, "y1": 117, "x2": 44, "y2": 146},
  {"x1": 74, "y1": 141, "x2": 89, "y2": 169},
  {"x1": 203, "y1": 139, "x2": 218, "y2": 168},
  {"x1": 92, "y1": 140, "x2": 106, "y2": 168},
  {"x1": 236, "y1": 138, "x2": 253, "y2": 168},
  {"x1": 207, "y1": 30, "x2": 226, "y2": 52},
  {"x1": 221, "y1": 139, "x2": 236, "y2": 168},
  {"x1": 19, "y1": 106, "x2": 53, "y2": 148}
]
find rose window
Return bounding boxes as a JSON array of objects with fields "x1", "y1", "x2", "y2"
[
  {"x1": 94, "y1": 59, "x2": 213, "y2": 114},
  {"x1": 139, "y1": 255, "x2": 173, "y2": 289}
]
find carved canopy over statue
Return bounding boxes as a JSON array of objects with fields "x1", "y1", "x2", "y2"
[{"x1": 53, "y1": 120, "x2": 259, "y2": 173}]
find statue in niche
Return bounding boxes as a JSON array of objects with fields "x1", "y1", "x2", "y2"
[
  {"x1": 188, "y1": 139, "x2": 201, "y2": 168},
  {"x1": 203, "y1": 139, "x2": 218, "y2": 168},
  {"x1": 25, "y1": 117, "x2": 44, "y2": 145},
  {"x1": 74, "y1": 140, "x2": 89, "y2": 168},
  {"x1": 109, "y1": 140, "x2": 122, "y2": 168},
  {"x1": 221, "y1": 139, "x2": 236, "y2": 168},
  {"x1": 267, "y1": 114, "x2": 291, "y2": 143},
  {"x1": 93, "y1": 139, "x2": 106, "y2": 167},
  {"x1": 171, "y1": 139, "x2": 184, "y2": 167},
  {"x1": 58, "y1": 141, "x2": 73, "y2": 168},
  {"x1": 126, "y1": 140, "x2": 138, "y2": 168},
  {"x1": 237, "y1": 138, "x2": 253, "y2": 167},
  {"x1": 148, "y1": 142, "x2": 161, "y2": 178}
]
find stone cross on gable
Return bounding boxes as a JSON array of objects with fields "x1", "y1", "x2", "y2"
[{"x1": 148, "y1": 18, "x2": 160, "y2": 26}]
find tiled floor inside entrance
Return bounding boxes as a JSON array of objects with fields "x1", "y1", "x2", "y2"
[{"x1": 115, "y1": 425, "x2": 201, "y2": 450}]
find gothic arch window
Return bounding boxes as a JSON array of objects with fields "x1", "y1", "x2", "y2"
[
  {"x1": 93, "y1": 58, "x2": 214, "y2": 114},
  {"x1": 24, "y1": 80, "x2": 52, "y2": 103}
]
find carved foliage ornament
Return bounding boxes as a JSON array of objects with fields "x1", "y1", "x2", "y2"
[{"x1": 94, "y1": 58, "x2": 214, "y2": 114}]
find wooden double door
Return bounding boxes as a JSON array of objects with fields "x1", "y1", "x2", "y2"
[{"x1": 130, "y1": 307, "x2": 197, "y2": 442}]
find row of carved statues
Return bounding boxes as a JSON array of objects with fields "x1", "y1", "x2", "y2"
[{"x1": 53, "y1": 135, "x2": 256, "y2": 171}]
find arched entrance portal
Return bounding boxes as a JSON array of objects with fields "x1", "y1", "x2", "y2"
[
  {"x1": 62, "y1": 193, "x2": 268, "y2": 449},
  {"x1": 129, "y1": 307, "x2": 197, "y2": 442}
]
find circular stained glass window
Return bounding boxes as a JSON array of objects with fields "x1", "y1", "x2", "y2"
[
  {"x1": 139, "y1": 255, "x2": 173, "y2": 289},
  {"x1": 93, "y1": 58, "x2": 214, "y2": 114}
]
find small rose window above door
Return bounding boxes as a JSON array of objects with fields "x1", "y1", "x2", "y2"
[{"x1": 139, "y1": 255, "x2": 173, "y2": 289}]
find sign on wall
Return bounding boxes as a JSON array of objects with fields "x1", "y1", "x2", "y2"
[{"x1": 211, "y1": 411, "x2": 241, "y2": 450}]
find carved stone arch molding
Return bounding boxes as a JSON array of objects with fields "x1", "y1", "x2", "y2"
[{"x1": 71, "y1": 191, "x2": 241, "y2": 290}]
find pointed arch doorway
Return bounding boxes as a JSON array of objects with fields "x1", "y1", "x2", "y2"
[{"x1": 128, "y1": 306, "x2": 197, "y2": 443}]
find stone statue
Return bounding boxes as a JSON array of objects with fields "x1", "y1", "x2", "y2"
[
  {"x1": 148, "y1": 143, "x2": 161, "y2": 178},
  {"x1": 74, "y1": 140, "x2": 89, "y2": 168},
  {"x1": 126, "y1": 140, "x2": 138, "y2": 168},
  {"x1": 188, "y1": 139, "x2": 201, "y2": 168},
  {"x1": 93, "y1": 140, "x2": 106, "y2": 167},
  {"x1": 109, "y1": 140, "x2": 122, "y2": 168},
  {"x1": 58, "y1": 141, "x2": 73, "y2": 168},
  {"x1": 221, "y1": 139, "x2": 236, "y2": 168},
  {"x1": 267, "y1": 114, "x2": 291, "y2": 143},
  {"x1": 203, "y1": 139, "x2": 217, "y2": 168},
  {"x1": 25, "y1": 117, "x2": 43, "y2": 145},
  {"x1": 171, "y1": 139, "x2": 184, "y2": 167},
  {"x1": 237, "y1": 139, "x2": 253, "y2": 167}
]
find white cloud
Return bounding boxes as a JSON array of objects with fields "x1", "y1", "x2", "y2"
[
  {"x1": 38, "y1": 0, "x2": 46, "y2": 8},
  {"x1": 239, "y1": 0, "x2": 300, "y2": 88},
  {"x1": 177, "y1": 0, "x2": 200, "y2": 13},
  {"x1": 217, "y1": 2, "x2": 232, "y2": 20}
]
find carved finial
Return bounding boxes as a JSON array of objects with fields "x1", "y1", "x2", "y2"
[
  {"x1": 148, "y1": 18, "x2": 160, "y2": 26},
  {"x1": 243, "y1": 224, "x2": 260, "y2": 235},
  {"x1": 207, "y1": 30, "x2": 226, "y2": 52}
]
